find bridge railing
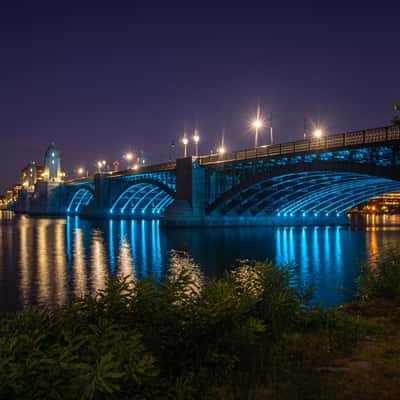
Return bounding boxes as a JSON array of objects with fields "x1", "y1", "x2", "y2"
[
  {"x1": 109, "y1": 161, "x2": 176, "y2": 178},
  {"x1": 199, "y1": 125, "x2": 400, "y2": 166},
  {"x1": 65, "y1": 161, "x2": 176, "y2": 185}
]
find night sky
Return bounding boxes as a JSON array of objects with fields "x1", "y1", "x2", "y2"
[{"x1": 0, "y1": 0, "x2": 399, "y2": 192}]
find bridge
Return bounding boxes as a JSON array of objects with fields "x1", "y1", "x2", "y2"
[{"x1": 21, "y1": 125, "x2": 400, "y2": 226}]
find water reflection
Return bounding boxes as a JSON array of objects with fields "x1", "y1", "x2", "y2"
[{"x1": 1, "y1": 212, "x2": 400, "y2": 311}]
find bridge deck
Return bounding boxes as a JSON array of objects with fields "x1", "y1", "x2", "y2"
[
  {"x1": 65, "y1": 126, "x2": 400, "y2": 185},
  {"x1": 199, "y1": 126, "x2": 400, "y2": 166},
  {"x1": 65, "y1": 161, "x2": 176, "y2": 185}
]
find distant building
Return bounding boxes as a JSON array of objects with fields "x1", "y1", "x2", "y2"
[
  {"x1": 21, "y1": 162, "x2": 45, "y2": 192},
  {"x1": 43, "y1": 143, "x2": 63, "y2": 182},
  {"x1": 350, "y1": 192, "x2": 400, "y2": 214}
]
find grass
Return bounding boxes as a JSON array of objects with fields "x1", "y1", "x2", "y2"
[{"x1": 0, "y1": 248, "x2": 400, "y2": 399}]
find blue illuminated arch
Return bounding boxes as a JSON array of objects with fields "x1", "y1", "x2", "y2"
[
  {"x1": 208, "y1": 171, "x2": 400, "y2": 218},
  {"x1": 110, "y1": 181, "x2": 175, "y2": 217},
  {"x1": 66, "y1": 187, "x2": 94, "y2": 214}
]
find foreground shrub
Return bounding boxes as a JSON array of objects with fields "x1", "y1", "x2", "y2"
[
  {"x1": 357, "y1": 246, "x2": 400, "y2": 301},
  {"x1": 0, "y1": 253, "x2": 383, "y2": 400},
  {"x1": 229, "y1": 261, "x2": 313, "y2": 336},
  {"x1": 0, "y1": 257, "x2": 271, "y2": 399}
]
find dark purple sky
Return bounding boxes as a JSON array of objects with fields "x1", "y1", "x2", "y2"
[{"x1": 1, "y1": 0, "x2": 399, "y2": 191}]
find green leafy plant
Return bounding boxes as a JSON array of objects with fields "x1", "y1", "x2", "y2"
[{"x1": 357, "y1": 246, "x2": 400, "y2": 301}]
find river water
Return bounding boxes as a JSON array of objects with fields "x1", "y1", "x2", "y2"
[{"x1": 0, "y1": 211, "x2": 399, "y2": 311}]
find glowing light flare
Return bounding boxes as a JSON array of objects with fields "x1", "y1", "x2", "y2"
[
  {"x1": 313, "y1": 129, "x2": 323, "y2": 138},
  {"x1": 252, "y1": 119, "x2": 264, "y2": 130},
  {"x1": 218, "y1": 146, "x2": 226, "y2": 154},
  {"x1": 124, "y1": 152, "x2": 133, "y2": 161}
]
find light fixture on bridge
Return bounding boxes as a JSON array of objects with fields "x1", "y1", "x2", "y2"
[
  {"x1": 97, "y1": 160, "x2": 107, "y2": 172},
  {"x1": 313, "y1": 129, "x2": 323, "y2": 138},
  {"x1": 218, "y1": 146, "x2": 226, "y2": 155},
  {"x1": 193, "y1": 130, "x2": 200, "y2": 157},
  {"x1": 123, "y1": 152, "x2": 133, "y2": 161},
  {"x1": 77, "y1": 168, "x2": 85, "y2": 176},
  {"x1": 182, "y1": 134, "x2": 189, "y2": 158},
  {"x1": 251, "y1": 105, "x2": 265, "y2": 148},
  {"x1": 133, "y1": 163, "x2": 139, "y2": 171}
]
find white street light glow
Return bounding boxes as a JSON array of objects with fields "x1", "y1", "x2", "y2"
[
  {"x1": 252, "y1": 119, "x2": 264, "y2": 129},
  {"x1": 313, "y1": 129, "x2": 323, "y2": 138},
  {"x1": 218, "y1": 146, "x2": 226, "y2": 154}
]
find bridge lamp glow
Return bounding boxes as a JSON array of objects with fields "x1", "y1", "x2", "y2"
[
  {"x1": 251, "y1": 105, "x2": 265, "y2": 148},
  {"x1": 313, "y1": 129, "x2": 323, "y2": 138},
  {"x1": 182, "y1": 136, "x2": 189, "y2": 158},
  {"x1": 77, "y1": 168, "x2": 84, "y2": 175},
  {"x1": 193, "y1": 130, "x2": 200, "y2": 157},
  {"x1": 252, "y1": 118, "x2": 265, "y2": 148},
  {"x1": 218, "y1": 146, "x2": 226, "y2": 155},
  {"x1": 124, "y1": 152, "x2": 133, "y2": 161},
  {"x1": 252, "y1": 119, "x2": 264, "y2": 130}
]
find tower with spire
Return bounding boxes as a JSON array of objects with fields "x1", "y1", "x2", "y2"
[{"x1": 43, "y1": 143, "x2": 62, "y2": 182}]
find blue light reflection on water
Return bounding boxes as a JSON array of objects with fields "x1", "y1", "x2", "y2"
[{"x1": 1, "y1": 211, "x2": 400, "y2": 311}]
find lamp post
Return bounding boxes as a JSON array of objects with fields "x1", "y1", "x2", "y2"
[
  {"x1": 123, "y1": 152, "x2": 134, "y2": 170},
  {"x1": 76, "y1": 167, "x2": 88, "y2": 177},
  {"x1": 123, "y1": 152, "x2": 133, "y2": 162},
  {"x1": 252, "y1": 106, "x2": 264, "y2": 148},
  {"x1": 97, "y1": 160, "x2": 107, "y2": 173},
  {"x1": 182, "y1": 134, "x2": 189, "y2": 158},
  {"x1": 193, "y1": 130, "x2": 200, "y2": 157},
  {"x1": 313, "y1": 129, "x2": 323, "y2": 138}
]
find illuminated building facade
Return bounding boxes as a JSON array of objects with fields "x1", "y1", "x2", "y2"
[
  {"x1": 44, "y1": 143, "x2": 63, "y2": 182},
  {"x1": 21, "y1": 162, "x2": 45, "y2": 192},
  {"x1": 350, "y1": 192, "x2": 400, "y2": 214}
]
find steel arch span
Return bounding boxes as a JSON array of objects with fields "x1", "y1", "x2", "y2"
[
  {"x1": 207, "y1": 171, "x2": 400, "y2": 219},
  {"x1": 66, "y1": 187, "x2": 94, "y2": 214},
  {"x1": 110, "y1": 181, "x2": 175, "y2": 218}
]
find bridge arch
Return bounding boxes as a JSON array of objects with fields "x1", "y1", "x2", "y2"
[
  {"x1": 66, "y1": 186, "x2": 95, "y2": 214},
  {"x1": 110, "y1": 179, "x2": 175, "y2": 217},
  {"x1": 207, "y1": 165, "x2": 400, "y2": 218}
]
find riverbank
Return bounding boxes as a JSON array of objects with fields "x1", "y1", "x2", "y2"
[
  {"x1": 219, "y1": 299, "x2": 400, "y2": 399},
  {"x1": 0, "y1": 250, "x2": 399, "y2": 399}
]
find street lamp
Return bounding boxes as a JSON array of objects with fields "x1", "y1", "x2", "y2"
[
  {"x1": 97, "y1": 160, "x2": 107, "y2": 172},
  {"x1": 251, "y1": 106, "x2": 265, "y2": 148},
  {"x1": 313, "y1": 129, "x2": 323, "y2": 138},
  {"x1": 218, "y1": 146, "x2": 226, "y2": 154},
  {"x1": 123, "y1": 152, "x2": 133, "y2": 161},
  {"x1": 182, "y1": 135, "x2": 189, "y2": 157},
  {"x1": 77, "y1": 167, "x2": 86, "y2": 177},
  {"x1": 193, "y1": 130, "x2": 200, "y2": 157}
]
